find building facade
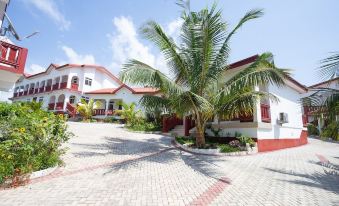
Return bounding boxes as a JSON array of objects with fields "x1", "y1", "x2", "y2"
[{"x1": 12, "y1": 64, "x2": 158, "y2": 117}]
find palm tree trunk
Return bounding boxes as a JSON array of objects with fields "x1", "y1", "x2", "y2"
[{"x1": 195, "y1": 115, "x2": 206, "y2": 147}]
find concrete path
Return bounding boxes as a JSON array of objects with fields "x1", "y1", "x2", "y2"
[{"x1": 0, "y1": 122, "x2": 338, "y2": 206}]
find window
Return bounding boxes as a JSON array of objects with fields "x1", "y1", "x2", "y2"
[
  {"x1": 81, "y1": 96, "x2": 89, "y2": 103},
  {"x1": 85, "y1": 77, "x2": 92, "y2": 86},
  {"x1": 71, "y1": 77, "x2": 78, "y2": 84},
  {"x1": 69, "y1": 96, "x2": 76, "y2": 104},
  {"x1": 39, "y1": 97, "x2": 44, "y2": 103}
]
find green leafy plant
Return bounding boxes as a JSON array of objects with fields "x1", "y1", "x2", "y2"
[
  {"x1": 115, "y1": 101, "x2": 142, "y2": 126},
  {"x1": 76, "y1": 99, "x2": 102, "y2": 121},
  {"x1": 175, "y1": 136, "x2": 195, "y2": 145},
  {"x1": 237, "y1": 135, "x2": 255, "y2": 147},
  {"x1": 0, "y1": 102, "x2": 71, "y2": 185},
  {"x1": 218, "y1": 144, "x2": 241, "y2": 153},
  {"x1": 210, "y1": 126, "x2": 222, "y2": 137},
  {"x1": 321, "y1": 121, "x2": 339, "y2": 141},
  {"x1": 307, "y1": 123, "x2": 319, "y2": 136},
  {"x1": 120, "y1": 2, "x2": 289, "y2": 147}
]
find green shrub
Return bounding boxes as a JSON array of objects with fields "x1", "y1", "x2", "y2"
[
  {"x1": 237, "y1": 135, "x2": 255, "y2": 147},
  {"x1": 321, "y1": 121, "x2": 339, "y2": 141},
  {"x1": 218, "y1": 144, "x2": 241, "y2": 153},
  {"x1": 307, "y1": 124, "x2": 319, "y2": 136},
  {"x1": 175, "y1": 136, "x2": 195, "y2": 145},
  {"x1": 0, "y1": 102, "x2": 71, "y2": 184},
  {"x1": 127, "y1": 119, "x2": 161, "y2": 132}
]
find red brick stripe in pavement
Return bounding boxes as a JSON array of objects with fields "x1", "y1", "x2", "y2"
[{"x1": 188, "y1": 176, "x2": 231, "y2": 206}]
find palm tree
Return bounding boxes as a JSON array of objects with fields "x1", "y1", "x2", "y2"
[
  {"x1": 115, "y1": 102, "x2": 142, "y2": 126},
  {"x1": 120, "y1": 2, "x2": 288, "y2": 146},
  {"x1": 76, "y1": 99, "x2": 102, "y2": 121},
  {"x1": 303, "y1": 52, "x2": 339, "y2": 124}
]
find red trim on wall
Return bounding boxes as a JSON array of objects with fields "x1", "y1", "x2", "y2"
[{"x1": 257, "y1": 130, "x2": 308, "y2": 152}]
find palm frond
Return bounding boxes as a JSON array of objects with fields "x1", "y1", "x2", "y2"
[{"x1": 319, "y1": 52, "x2": 339, "y2": 80}]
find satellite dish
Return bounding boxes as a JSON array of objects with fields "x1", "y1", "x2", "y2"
[{"x1": 2, "y1": 12, "x2": 39, "y2": 41}]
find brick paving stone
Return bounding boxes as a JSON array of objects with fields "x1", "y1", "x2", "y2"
[{"x1": 0, "y1": 122, "x2": 338, "y2": 206}]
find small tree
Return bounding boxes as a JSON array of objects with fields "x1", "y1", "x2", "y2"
[
  {"x1": 116, "y1": 101, "x2": 142, "y2": 126},
  {"x1": 76, "y1": 99, "x2": 102, "y2": 121}
]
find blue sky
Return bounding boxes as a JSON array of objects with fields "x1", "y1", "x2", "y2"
[{"x1": 8, "y1": 0, "x2": 339, "y2": 86}]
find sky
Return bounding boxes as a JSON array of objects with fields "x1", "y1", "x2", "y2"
[{"x1": 7, "y1": 0, "x2": 339, "y2": 86}]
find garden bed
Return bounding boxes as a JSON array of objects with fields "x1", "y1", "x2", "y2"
[{"x1": 174, "y1": 136, "x2": 258, "y2": 156}]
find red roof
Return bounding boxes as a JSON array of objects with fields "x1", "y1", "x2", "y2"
[
  {"x1": 309, "y1": 77, "x2": 339, "y2": 88},
  {"x1": 228, "y1": 54, "x2": 307, "y2": 92},
  {"x1": 86, "y1": 85, "x2": 159, "y2": 95}
]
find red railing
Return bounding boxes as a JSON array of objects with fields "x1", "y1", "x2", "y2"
[
  {"x1": 106, "y1": 110, "x2": 114, "y2": 116},
  {"x1": 48, "y1": 103, "x2": 55, "y2": 110},
  {"x1": 23, "y1": 91, "x2": 28, "y2": 95},
  {"x1": 93, "y1": 109, "x2": 106, "y2": 116},
  {"x1": 45, "y1": 85, "x2": 52, "y2": 92},
  {"x1": 52, "y1": 84, "x2": 59, "y2": 90},
  {"x1": 261, "y1": 104, "x2": 271, "y2": 123},
  {"x1": 184, "y1": 116, "x2": 195, "y2": 136},
  {"x1": 60, "y1": 82, "x2": 67, "y2": 89},
  {"x1": 303, "y1": 106, "x2": 324, "y2": 115},
  {"x1": 55, "y1": 102, "x2": 64, "y2": 110},
  {"x1": 39, "y1": 87, "x2": 45, "y2": 93},
  {"x1": 13, "y1": 92, "x2": 18, "y2": 97},
  {"x1": 70, "y1": 83, "x2": 78, "y2": 91},
  {"x1": 0, "y1": 41, "x2": 28, "y2": 74},
  {"x1": 302, "y1": 114, "x2": 308, "y2": 127},
  {"x1": 19, "y1": 91, "x2": 23, "y2": 96},
  {"x1": 34, "y1": 88, "x2": 39, "y2": 93},
  {"x1": 66, "y1": 102, "x2": 77, "y2": 117},
  {"x1": 28, "y1": 89, "x2": 35, "y2": 95},
  {"x1": 162, "y1": 115, "x2": 183, "y2": 133}
]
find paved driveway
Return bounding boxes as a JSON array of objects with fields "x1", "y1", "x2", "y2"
[{"x1": 0, "y1": 122, "x2": 338, "y2": 206}]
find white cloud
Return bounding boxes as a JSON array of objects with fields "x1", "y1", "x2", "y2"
[
  {"x1": 25, "y1": 0, "x2": 71, "y2": 30},
  {"x1": 60, "y1": 46, "x2": 96, "y2": 64},
  {"x1": 167, "y1": 18, "x2": 183, "y2": 41},
  {"x1": 108, "y1": 16, "x2": 173, "y2": 76},
  {"x1": 27, "y1": 64, "x2": 45, "y2": 74}
]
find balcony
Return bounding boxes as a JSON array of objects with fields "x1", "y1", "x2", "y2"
[
  {"x1": 52, "y1": 84, "x2": 59, "y2": 90},
  {"x1": 45, "y1": 86, "x2": 52, "y2": 92},
  {"x1": 28, "y1": 89, "x2": 35, "y2": 95},
  {"x1": 23, "y1": 91, "x2": 28, "y2": 95},
  {"x1": 0, "y1": 41, "x2": 28, "y2": 91},
  {"x1": 48, "y1": 103, "x2": 55, "y2": 110},
  {"x1": 60, "y1": 82, "x2": 67, "y2": 89},
  {"x1": 55, "y1": 102, "x2": 64, "y2": 110},
  {"x1": 39, "y1": 87, "x2": 45, "y2": 93},
  {"x1": 70, "y1": 83, "x2": 78, "y2": 91},
  {"x1": 13, "y1": 92, "x2": 18, "y2": 97},
  {"x1": 34, "y1": 88, "x2": 39, "y2": 93}
]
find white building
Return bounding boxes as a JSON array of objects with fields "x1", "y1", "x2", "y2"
[
  {"x1": 0, "y1": 0, "x2": 28, "y2": 102},
  {"x1": 167, "y1": 55, "x2": 309, "y2": 152},
  {"x1": 12, "y1": 64, "x2": 159, "y2": 117},
  {"x1": 302, "y1": 77, "x2": 339, "y2": 132}
]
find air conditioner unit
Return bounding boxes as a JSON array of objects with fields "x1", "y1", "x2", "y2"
[{"x1": 277, "y1": 112, "x2": 288, "y2": 124}]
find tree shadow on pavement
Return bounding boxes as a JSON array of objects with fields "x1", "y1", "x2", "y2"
[{"x1": 264, "y1": 160, "x2": 339, "y2": 195}]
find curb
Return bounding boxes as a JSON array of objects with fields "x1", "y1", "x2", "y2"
[{"x1": 0, "y1": 166, "x2": 58, "y2": 189}]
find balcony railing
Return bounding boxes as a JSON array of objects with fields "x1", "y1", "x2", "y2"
[
  {"x1": 93, "y1": 109, "x2": 106, "y2": 116},
  {"x1": 14, "y1": 92, "x2": 18, "y2": 97},
  {"x1": 55, "y1": 102, "x2": 64, "y2": 110},
  {"x1": 45, "y1": 85, "x2": 52, "y2": 92},
  {"x1": 0, "y1": 41, "x2": 28, "y2": 74},
  {"x1": 70, "y1": 83, "x2": 78, "y2": 91},
  {"x1": 23, "y1": 91, "x2": 28, "y2": 95},
  {"x1": 28, "y1": 89, "x2": 35, "y2": 95},
  {"x1": 52, "y1": 84, "x2": 59, "y2": 90},
  {"x1": 34, "y1": 88, "x2": 39, "y2": 93},
  {"x1": 60, "y1": 82, "x2": 67, "y2": 89},
  {"x1": 48, "y1": 103, "x2": 55, "y2": 110},
  {"x1": 39, "y1": 87, "x2": 45, "y2": 93}
]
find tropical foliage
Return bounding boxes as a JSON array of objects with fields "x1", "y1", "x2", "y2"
[
  {"x1": 0, "y1": 102, "x2": 71, "y2": 185},
  {"x1": 120, "y1": 2, "x2": 288, "y2": 146},
  {"x1": 76, "y1": 99, "x2": 102, "y2": 121},
  {"x1": 302, "y1": 51, "x2": 339, "y2": 140}
]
